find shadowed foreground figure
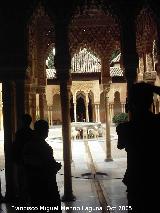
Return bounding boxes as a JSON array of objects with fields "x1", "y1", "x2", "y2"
[
  {"x1": 116, "y1": 82, "x2": 160, "y2": 212},
  {"x1": 24, "y1": 120, "x2": 62, "y2": 212},
  {"x1": 13, "y1": 114, "x2": 33, "y2": 203}
]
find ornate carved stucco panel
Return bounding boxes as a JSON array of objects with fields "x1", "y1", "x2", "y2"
[
  {"x1": 136, "y1": 7, "x2": 157, "y2": 55},
  {"x1": 69, "y1": 5, "x2": 120, "y2": 58},
  {"x1": 28, "y1": 2, "x2": 55, "y2": 88}
]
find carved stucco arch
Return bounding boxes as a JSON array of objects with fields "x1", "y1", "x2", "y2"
[
  {"x1": 69, "y1": 3, "x2": 120, "y2": 59},
  {"x1": 28, "y1": 3, "x2": 55, "y2": 87}
]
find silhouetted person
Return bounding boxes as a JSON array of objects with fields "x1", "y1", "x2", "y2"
[
  {"x1": 23, "y1": 120, "x2": 62, "y2": 212},
  {"x1": 116, "y1": 82, "x2": 160, "y2": 212},
  {"x1": 13, "y1": 113, "x2": 33, "y2": 202}
]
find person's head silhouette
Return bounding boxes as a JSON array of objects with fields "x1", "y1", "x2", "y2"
[
  {"x1": 129, "y1": 82, "x2": 160, "y2": 113},
  {"x1": 21, "y1": 114, "x2": 32, "y2": 128},
  {"x1": 130, "y1": 82, "x2": 153, "y2": 111},
  {"x1": 34, "y1": 120, "x2": 49, "y2": 139}
]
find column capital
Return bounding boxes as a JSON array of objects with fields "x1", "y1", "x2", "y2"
[
  {"x1": 37, "y1": 86, "x2": 46, "y2": 94},
  {"x1": 103, "y1": 83, "x2": 111, "y2": 94},
  {"x1": 85, "y1": 92, "x2": 89, "y2": 104},
  {"x1": 72, "y1": 93, "x2": 77, "y2": 104}
]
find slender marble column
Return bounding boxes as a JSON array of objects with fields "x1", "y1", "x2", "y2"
[
  {"x1": 97, "y1": 104, "x2": 100, "y2": 122},
  {"x1": 85, "y1": 93, "x2": 89, "y2": 122},
  {"x1": 51, "y1": 108, "x2": 53, "y2": 126},
  {"x1": 0, "y1": 89, "x2": 2, "y2": 130},
  {"x1": 95, "y1": 104, "x2": 97, "y2": 122},
  {"x1": 73, "y1": 103, "x2": 77, "y2": 122},
  {"x1": 104, "y1": 85, "x2": 113, "y2": 162}
]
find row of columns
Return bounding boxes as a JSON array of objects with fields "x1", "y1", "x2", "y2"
[
  {"x1": 72, "y1": 101, "x2": 100, "y2": 123},
  {"x1": 94, "y1": 104, "x2": 100, "y2": 122},
  {"x1": 72, "y1": 93, "x2": 91, "y2": 122},
  {"x1": 35, "y1": 100, "x2": 126, "y2": 127}
]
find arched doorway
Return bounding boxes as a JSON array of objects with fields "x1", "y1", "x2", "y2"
[
  {"x1": 88, "y1": 97, "x2": 93, "y2": 122},
  {"x1": 70, "y1": 96, "x2": 74, "y2": 122},
  {"x1": 76, "y1": 96, "x2": 86, "y2": 122}
]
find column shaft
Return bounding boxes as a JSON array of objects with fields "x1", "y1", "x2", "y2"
[
  {"x1": 104, "y1": 87, "x2": 113, "y2": 162},
  {"x1": 97, "y1": 104, "x2": 100, "y2": 122},
  {"x1": 95, "y1": 104, "x2": 98, "y2": 122},
  {"x1": 60, "y1": 81, "x2": 73, "y2": 200},
  {"x1": 74, "y1": 103, "x2": 77, "y2": 122},
  {"x1": 39, "y1": 93, "x2": 45, "y2": 119},
  {"x1": 85, "y1": 93, "x2": 89, "y2": 122}
]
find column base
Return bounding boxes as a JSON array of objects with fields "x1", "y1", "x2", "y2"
[
  {"x1": 61, "y1": 194, "x2": 76, "y2": 202},
  {"x1": 104, "y1": 158, "x2": 113, "y2": 162}
]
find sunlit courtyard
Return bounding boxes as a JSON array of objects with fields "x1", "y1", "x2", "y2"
[{"x1": 0, "y1": 124, "x2": 127, "y2": 171}]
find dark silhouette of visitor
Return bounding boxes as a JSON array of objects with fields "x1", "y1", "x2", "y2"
[
  {"x1": 13, "y1": 113, "x2": 33, "y2": 202},
  {"x1": 23, "y1": 120, "x2": 62, "y2": 212},
  {"x1": 116, "y1": 82, "x2": 160, "y2": 212}
]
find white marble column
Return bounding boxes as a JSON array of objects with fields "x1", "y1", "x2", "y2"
[
  {"x1": 97, "y1": 104, "x2": 100, "y2": 122},
  {"x1": 85, "y1": 93, "x2": 89, "y2": 122},
  {"x1": 48, "y1": 106, "x2": 51, "y2": 126},
  {"x1": 73, "y1": 94, "x2": 77, "y2": 122},
  {"x1": 50, "y1": 107, "x2": 53, "y2": 126},
  {"x1": 73, "y1": 103, "x2": 77, "y2": 122},
  {"x1": 0, "y1": 88, "x2": 2, "y2": 130},
  {"x1": 104, "y1": 85, "x2": 113, "y2": 162},
  {"x1": 94, "y1": 105, "x2": 97, "y2": 122}
]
